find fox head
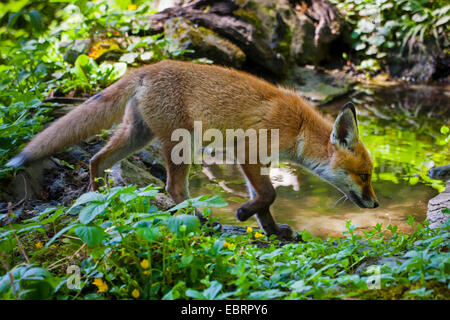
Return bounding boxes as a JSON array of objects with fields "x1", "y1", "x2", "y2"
[{"x1": 323, "y1": 102, "x2": 379, "y2": 209}]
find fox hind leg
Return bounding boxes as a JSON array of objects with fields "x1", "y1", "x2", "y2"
[
  {"x1": 89, "y1": 99, "x2": 153, "y2": 190},
  {"x1": 161, "y1": 141, "x2": 220, "y2": 229}
]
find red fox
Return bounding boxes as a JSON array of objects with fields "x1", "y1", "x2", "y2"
[{"x1": 7, "y1": 60, "x2": 378, "y2": 239}]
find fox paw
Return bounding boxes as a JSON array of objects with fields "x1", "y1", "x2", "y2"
[
  {"x1": 236, "y1": 206, "x2": 253, "y2": 222},
  {"x1": 276, "y1": 224, "x2": 293, "y2": 241}
]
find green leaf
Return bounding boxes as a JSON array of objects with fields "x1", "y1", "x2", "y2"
[
  {"x1": 168, "y1": 195, "x2": 227, "y2": 212},
  {"x1": 75, "y1": 225, "x2": 106, "y2": 247},
  {"x1": 290, "y1": 280, "x2": 312, "y2": 293},
  {"x1": 28, "y1": 10, "x2": 44, "y2": 33},
  {"x1": 136, "y1": 226, "x2": 161, "y2": 241},
  {"x1": 409, "y1": 176, "x2": 419, "y2": 185},
  {"x1": 46, "y1": 224, "x2": 77, "y2": 247},
  {"x1": 248, "y1": 289, "x2": 285, "y2": 299},
  {"x1": 185, "y1": 289, "x2": 204, "y2": 299},
  {"x1": 167, "y1": 214, "x2": 200, "y2": 237},
  {"x1": 203, "y1": 281, "x2": 222, "y2": 300},
  {"x1": 120, "y1": 52, "x2": 139, "y2": 64},
  {"x1": 79, "y1": 202, "x2": 108, "y2": 224},
  {"x1": 7, "y1": 11, "x2": 23, "y2": 29},
  {"x1": 111, "y1": 62, "x2": 127, "y2": 80},
  {"x1": 73, "y1": 54, "x2": 97, "y2": 82},
  {"x1": 213, "y1": 239, "x2": 225, "y2": 254},
  {"x1": 357, "y1": 19, "x2": 375, "y2": 33},
  {"x1": 71, "y1": 192, "x2": 105, "y2": 208},
  {"x1": 435, "y1": 16, "x2": 450, "y2": 27}
]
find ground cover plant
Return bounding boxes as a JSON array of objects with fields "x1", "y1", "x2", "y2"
[
  {"x1": 330, "y1": 0, "x2": 450, "y2": 73},
  {"x1": 0, "y1": 184, "x2": 449, "y2": 300}
]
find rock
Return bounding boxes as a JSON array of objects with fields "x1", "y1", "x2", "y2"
[
  {"x1": 283, "y1": 66, "x2": 354, "y2": 103},
  {"x1": 146, "y1": 0, "x2": 345, "y2": 77},
  {"x1": 164, "y1": 17, "x2": 246, "y2": 68},
  {"x1": 354, "y1": 256, "x2": 406, "y2": 276},
  {"x1": 221, "y1": 224, "x2": 251, "y2": 236},
  {"x1": 397, "y1": 48, "x2": 450, "y2": 83},
  {"x1": 138, "y1": 141, "x2": 167, "y2": 183},
  {"x1": 232, "y1": 0, "x2": 344, "y2": 67},
  {"x1": 152, "y1": 193, "x2": 176, "y2": 211},
  {"x1": 428, "y1": 165, "x2": 450, "y2": 181},
  {"x1": 238, "y1": 0, "x2": 340, "y2": 66},
  {"x1": 426, "y1": 180, "x2": 450, "y2": 229},
  {"x1": 0, "y1": 159, "x2": 57, "y2": 202},
  {"x1": 109, "y1": 158, "x2": 165, "y2": 189},
  {"x1": 65, "y1": 145, "x2": 92, "y2": 164}
]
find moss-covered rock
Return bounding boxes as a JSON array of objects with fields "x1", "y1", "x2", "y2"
[
  {"x1": 232, "y1": 0, "x2": 340, "y2": 66},
  {"x1": 283, "y1": 66, "x2": 354, "y2": 103},
  {"x1": 164, "y1": 17, "x2": 246, "y2": 68},
  {"x1": 110, "y1": 158, "x2": 164, "y2": 189}
]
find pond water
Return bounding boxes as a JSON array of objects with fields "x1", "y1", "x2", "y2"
[{"x1": 188, "y1": 84, "x2": 450, "y2": 238}]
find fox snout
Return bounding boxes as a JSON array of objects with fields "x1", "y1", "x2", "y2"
[{"x1": 349, "y1": 190, "x2": 379, "y2": 209}]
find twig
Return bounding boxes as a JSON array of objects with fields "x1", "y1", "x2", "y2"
[
  {"x1": 13, "y1": 231, "x2": 30, "y2": 265},
  {"x1": 47, "y1": 243, "x2": 87, "y2": 271},
  {"x1": 62, "y1": 235, "x2": 81, "y2": 241}
]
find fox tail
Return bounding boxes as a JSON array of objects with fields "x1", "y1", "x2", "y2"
[{"x1": 6, "y1": 73, "x2": 139, "y2": 168}]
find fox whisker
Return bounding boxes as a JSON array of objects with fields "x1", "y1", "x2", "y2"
[{"x1": 334, "y1": 195, "x2": 348, "y2": 207}]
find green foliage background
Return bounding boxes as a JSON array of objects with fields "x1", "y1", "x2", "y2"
[{"x1": 0, "y1": 0, "x2": 449, "y2": 300}]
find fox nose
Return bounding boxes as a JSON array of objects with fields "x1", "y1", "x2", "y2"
[{"x1": 373, "y1": 201, "x2": 379, "y2": 208}]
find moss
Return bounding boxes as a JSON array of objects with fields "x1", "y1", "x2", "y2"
[
  {"x1": 356, "y1": 282, "x2": 450, "y2": 300},
  {"x1": 199, "y1": 26, "x2": 246, "y2": 63},
  {"x1": 19, "y1": 232, "x2": 78, "y2": 276},
  {"x1": 233, "y1": 8, "x2": 265, "y2": 37},
  {"x1": 165, "y1": 18, "x2": 246, "y2": 67},
  {"x1": 276, "y1": 28, "x2": 293, "y2": 59}
]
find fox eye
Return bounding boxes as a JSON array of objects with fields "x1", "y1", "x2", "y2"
[{"x1": 359, "y1": 174, "x2": 369, "y2": 182}]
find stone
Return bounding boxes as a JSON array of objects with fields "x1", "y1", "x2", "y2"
[
  {"x1": 283, "y1": 66, "x2": 354, "y2": 103},
  {"x1": 0, "y1": 159, "x2": 57, "y2": 202},
  {"x1": 164, "y1": 17, "x2": 246, "y2": 68},
  {"x1": 426, "y1": 180, "x2": 450, "y2": 229},
  {"x1": 152, "y1": 193, "x2": 176, "y2": 211},
  {"x1": 354, "y1": 256, "x2": 406, "y2": 276},
  {"x1": 109, "y1": 158, "x2": 164, "y2": 189},
  {"x1": 234, "y1": 0, "x2": 343, "y2": 66}
]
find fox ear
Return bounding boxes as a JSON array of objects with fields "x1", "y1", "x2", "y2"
[{"x1": 331, "y1": 102, "x2": 359, "y2": 149}]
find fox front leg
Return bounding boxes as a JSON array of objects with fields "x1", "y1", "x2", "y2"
[{"x1": 237, "y1": 164, "x2": 293, "y2": 240}]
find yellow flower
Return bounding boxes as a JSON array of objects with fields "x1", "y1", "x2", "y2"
[
  {"x1": 246, "y1": 227, "x2": 253, "y2": 233},
  {"x1": 140, "y1": 259, "x2": 149, "y2": 269},
  {"x1": 143, "y1": 270, "x2": 150, "y2": 275},
  {"x1": 254, "y1": 232, "x2": 263, "y2": 239},
  {"x1": 223, "y1": 242, "x2": 236, "y2": 250},
  {"x1": 128, "y1": 4, "x2": 138, "y2": 10},
  {"x1": 35, "y1": 241, "x2": 43, "y2": 249},
  {"x1": 93, "y1": 278, "x2": 108, "y2": 293},
  {"x1": 132, "y1": 288, "x2": 140, "y2": 299}
]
